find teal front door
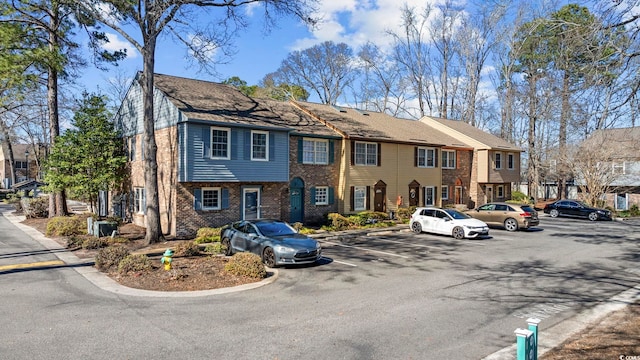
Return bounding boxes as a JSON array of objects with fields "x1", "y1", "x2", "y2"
[{"x1": 290, "y1": 188, "x2": 303, "y2": 223}]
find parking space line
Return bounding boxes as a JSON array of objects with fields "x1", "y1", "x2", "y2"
[
  {"x1": 320, "y1": 240, "x2": 410, "y2": 259},
  {"x1": 322, "y1": 257, "x2": 358, "y2": 267}
]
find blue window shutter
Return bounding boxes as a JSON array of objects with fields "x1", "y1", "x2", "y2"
[
  {"x1": 202, "y1": 127, "x2": 210, "y2": 158},
  {"x1": 329, "y1": 140, "x2": 335, "y2": 164},
  {"x1": 194, "y1": 188, "x2": 202, "y2": 210},
  {"x1": 298, "y1": 139, "x2": 303, "y2": 163},
  {"x1": 310, "y1": 187, "x2": 316, "y2": 205},
  {"x1": 269, "y1": 133, "x2": 275, "y2": 161},
  {"x1": 328, "y1": 187, "x2": 334, "y2": 204},
  {"x1": 221, "y1": 188, "x2": 229, "y2": 209},
  {"x1": 231, "y1": 130, "x2": 238, "y2": 160},
  {"x1": 244, "y1": 131, "x2": 251, "y2": 160}
]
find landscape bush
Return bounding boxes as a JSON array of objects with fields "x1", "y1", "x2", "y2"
[
  {"x1": 82, "y1": 236, "x2": 110, "y2": 250},
  {"x1": 194, "y1": 227, "x2": 221, "y2": 244},
  {"x1": 204, "y1": 243, "x2": 225, "y2": 254},
  {"x1": 95, "y1": 246, "x2": 130, "y2": 271},
  {"x1": 117, "y1": 254, "x2": 152, "y2": 274},
  {"x1": 22, "y1": 196, "x2": 49, "y2": 218},
  {"x1": 326, "y1": 212, "x2": 350, "y2": 230},
  {"x1": 174, "y1": 241, "x2": 200, "y2": 257},
  {"x1": 6, "y1": 193, "x2": 22, "y2": 212},
  {"x1": 224, "y1": 252, "x2": 267, "y2": 279},
  {"x1": 66, "y1": 235, "x2": 85, "y2": 249},
  {"x1": 396, "y1": 207, "x2": 414, "y2": 222},
  {"x1": 46, "y1": 215, "x2": 87, "y2": 237}
]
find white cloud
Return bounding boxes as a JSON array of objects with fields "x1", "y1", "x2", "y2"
[
  {"x1": 290, "y1": 0, "x2": 449, "y2": 52},
  {"x1": 103, "y1": 33, "x2": 138, "y2": 59}
]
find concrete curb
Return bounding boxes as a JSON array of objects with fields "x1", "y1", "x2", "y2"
[
  {"x1": 2, "y1": 211, "x2": 278, "y2": 297},
  {"x1": 483, "y1": 285, "x2": 640, "y2": 359}
]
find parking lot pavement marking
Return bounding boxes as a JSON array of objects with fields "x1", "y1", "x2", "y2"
[
  {"x1": 0, "y1": 260, "x2": 65, "y2": 271},
  {"x1": 319, "y1": 240, "x2": 410, "y2": 259},
  {"x1": 322, "y1": 257, "x2": 358, "y2": 267}
]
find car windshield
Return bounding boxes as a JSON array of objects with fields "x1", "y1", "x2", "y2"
[
  {"x1": 255, "y1": 222, "x2": 297, "y2": 237},
  {"x1": 444, "y1": 209, "x2": 471, "y2": 219}
]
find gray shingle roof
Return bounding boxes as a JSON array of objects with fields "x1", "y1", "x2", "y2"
[
  {"x1": 586, "y1": 127, "x2": 640, "y2": 159},
  {"x1": 292, "y1": 102, "x2": 466, "y2": 147},
  {"x1": 152, "y1": 73, "x2": 339, "y2": 137},
  {"x1": 422, "y1": 116, "x2": 522, "y2": 151}
]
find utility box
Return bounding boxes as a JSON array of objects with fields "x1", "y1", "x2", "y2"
[{"x1": 93, "y1": 221, "x2": 117, "y2": 238}]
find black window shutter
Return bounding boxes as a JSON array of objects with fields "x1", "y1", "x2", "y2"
[
  {"x1": 365, "y1": 186, "x2": 371, "y2": 210},
  {"x1": 434, "y1": 149, "x2": 439, "y2": 168},
  {"x1": 350, "y1": 141, "x2": 355, "y2": 165},
  {"x1": 310, "y1": 187, "x2": 316, "y2": 205},
  {"x1": 350, "y1": 186, "x2": 354, "y2": 211},
  {"x1": 268, "y1": 133, "x2": 275, "y2": 161},
  {"x1": 297, "y1": 139, "x2": 303, "y2": 163},
  {"x1": 377, "y1": 144, "x2": 381, "y2": 166},
  {"x1": 414, "y1": 147, "x2": 418, "y2": 167},
  {"x1": 193, "y1": 189, "x2": 202, "y2": 210},
  {"x1": 328, "y1": 187, "x2": 334, "y2": 204},
  {"x1": 244, "y1": 131, "x2": 251, "y2": 160},
  {"x1": 221, "y1": 189, "x2": 229, "y2": 209}
]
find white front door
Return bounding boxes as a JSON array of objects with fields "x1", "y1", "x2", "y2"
[
  {"x1": 243, "y1": 187, "x2": 261, "y2": 220},
  {"x1": 424, "y1": 186, "x2": 435, "y2": 206}
]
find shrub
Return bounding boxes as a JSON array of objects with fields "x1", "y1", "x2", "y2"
[
  {"x1": 204, "y1": 243, "x2": 225, "y2": 254},
  {"x1": 511, "y1": 191, "x2": 530, "y2": 203},
  {"x1": 292, "y1": 222, "x2": 304, "y2": 231},
  {"x1": 6, "y1": 193, "x2": 22, "y2": 212},
  {"x1": 23, "y1": 196, "x2": 49, "y2": 218},
  {"x1": 117, "y1": 254, "x2": 152, "y2": 274},
  {"x1": 82, "y1": 236, "x2": 110, "y2": 250},
  {"x1": 66, "y1": 235, "x2": 85, "y2": 249},
  {"x1": 194, "y1": 227, "x2": 221, "y2": 244},
  {"x1": 396, "y1": 207, "x2": 414, "y2": 222},
  {"x1": 174, "y1": 241, "x2": 200, "y2": 257},
  {"x1": 224, "y1": 252, "x2": 267, "y2": 279},
  {"x1": 298, "y1": 227, "x2": 316, "y2": 235},
  {"x1": 46, "y1": 216, "x2": 86, "y2": 237},
  {"x1": 95, "y1": 246, "x2": 130, "y2": 271},
  {"x1": 630, "y1": 204, "x2": 640, "y2": 216},
  {"x1": 327, "y1": 213, "x2": 350, "y2": 230}
]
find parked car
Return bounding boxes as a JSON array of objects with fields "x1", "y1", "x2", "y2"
[
  {"x1": 543, "y1": 200, "x2": 612, "y2": 221},
  {"x1": 466, "y1": 202, "x2": 539, "y2": 232},
  {"x1": 410, "y1": 207, "x2": 489, "y2": 239},
  {"x1": 221, "y1": 219, "x2": 322, "y2": 267}
]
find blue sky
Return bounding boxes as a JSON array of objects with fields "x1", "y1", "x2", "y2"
[{"x1": 77, "y1": 0, "x2": 440, "y2": 100}]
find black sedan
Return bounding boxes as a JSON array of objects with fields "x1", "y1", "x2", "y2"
[
  {"x1": 543, "y1": 200, "x2": 612, "y2": 221},
  {"x1": 221, "y1": 219, "x2": 322, "y2": 267}
]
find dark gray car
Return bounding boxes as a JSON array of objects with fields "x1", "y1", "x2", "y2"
[{"x1": 221, "y1": 219, "x2": 322, "y2": 267}]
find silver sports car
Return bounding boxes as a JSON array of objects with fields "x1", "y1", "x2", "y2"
[{"x1": 221, "y1": 219, "x2": 322, "y2": 267}]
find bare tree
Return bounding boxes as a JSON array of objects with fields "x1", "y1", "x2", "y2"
[
  {"x1": 269, "y1": 41, "x2": 356, "y2": 105},
  {"x1": 76, "y1": 0, "x2": 318, "y2": 244}
]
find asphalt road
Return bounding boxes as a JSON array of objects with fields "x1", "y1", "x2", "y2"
[{"x1": 1, "y1": 203, "x2": 639, "y2": 359}]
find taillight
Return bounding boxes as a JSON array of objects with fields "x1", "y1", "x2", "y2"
[{"x1": 520, "y1": 212, "x2": 531, "y2": 217}]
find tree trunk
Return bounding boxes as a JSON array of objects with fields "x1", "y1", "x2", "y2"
[
  {"x1": 47, "y1": 8, "x2": 67, "y2": 217},
  {"x1": 558, "y1": 71, "x2": 569, "y2": 199},
  {"x1": 140, "y1": 38, "x2": 164, "y2": 245},
  {"x1": 527, "y1": 74, "x2": 539, "y2": 200}
]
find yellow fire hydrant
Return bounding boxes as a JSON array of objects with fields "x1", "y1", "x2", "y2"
[{"x1": 161, "y1": 249, "x2": 174, "y2": 271}]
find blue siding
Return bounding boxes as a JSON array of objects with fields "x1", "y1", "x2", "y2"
[{"x1": 183, "y1": 123, "x2": 288, "y2": 182}]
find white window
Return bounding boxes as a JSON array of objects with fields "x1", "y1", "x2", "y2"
[
  {"x1": 494, "y1": 152, "x2": 502, "y2": 169},
  {"x1": 441, "y1": 185, "x2": 449, "y2": 200},
  {"x1": 15, "y1": 161, "x2": 27, "y2": 169},
  {"x1": 134, "y1": 187, "x2": 145, "y2": 214},
  {"x1": 251, "y1": 130, "x2": 268, "y2": 161},
  {"x1": 497, "y1": 185, "x2": 504, "y2": 198},
  {"x1": 507, "y1": 153, "x2": 515, "y2": 170},
  {"x1": 211, "y1": 127, "x2": 230, "y2": 159},
  {"x1": 417, "y1": 147, "x2": 436, "y2": 168},
  {"x1": 612, "y1": 161, "x2": 626, "y2": 175},
  {"x1": 355, "y1": 142, "x2": 378, "y2": 166},
  {"x1": 202, "y1": 187, "x2": 221, "y2": 210},
  {"x1": 303, "y1": 138, "x2": 328, "y2": 164},
  {"x1": 442, "y1": 150, "x2": 456, "y2": 169},
  {"x1": 315, "y1": 186, "x2": 328, "y2": 205},
  {"x1": 354, "y1": 186, "x2": 366, "y2": 211}
]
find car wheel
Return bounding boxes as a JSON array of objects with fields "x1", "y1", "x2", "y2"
[
  {"x1": 262, "y1": 247, "x2": 277, "y2": 267},
  {"x1": 550, "y1": 209, "x2": 559, "y2": 218},
  {"x1": 588, "y1": 212, "x2": 598, "y2": 221},
  {"x1": 221, "y1": 237, "x2": 232, "y2": 256},
  {"x1": 411, "y1": 222, "x2": 422, "y2": 233},
  {"x1": 504, "y1": 218, "x2": 519, "y2": 232},
  {"x1": 452, "y1": 226, "x2": 465, "y2": 239}
]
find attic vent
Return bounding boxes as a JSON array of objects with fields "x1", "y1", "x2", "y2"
[{"x1": 331, "y1": 105, "x2": 347, "y2": 113}]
